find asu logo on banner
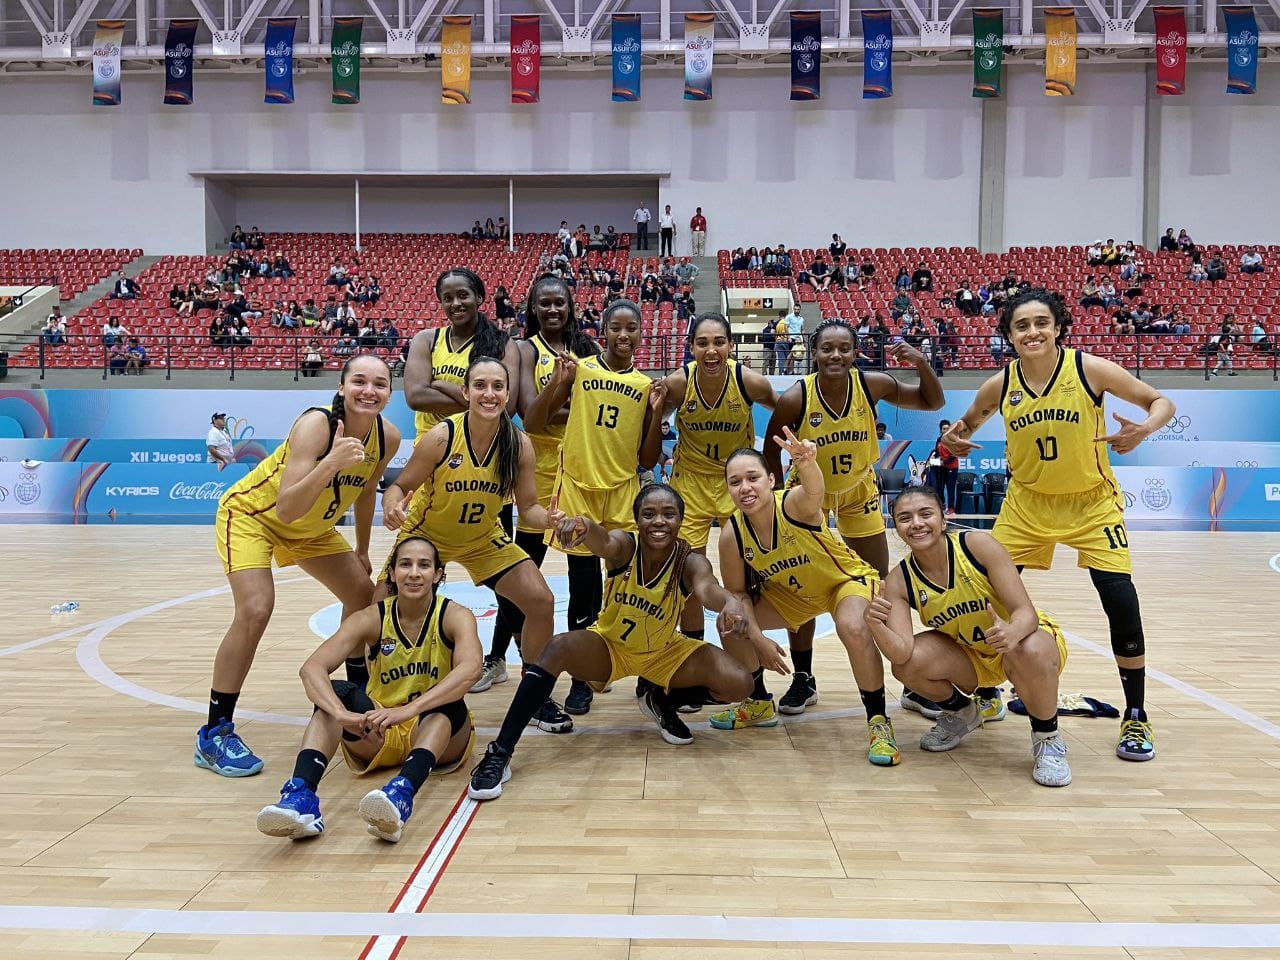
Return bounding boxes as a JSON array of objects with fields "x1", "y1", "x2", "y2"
[
  {"x1": 163, "y1": 19, "x2": 197, "y2": 104},
  {"x1": 264, "y1": 18, "x2": 297, "y2": 104},
  {"x1": 1153, "y1": 6, "x2": 1186, "y2": 95},
  {"x1": 1044, "y1": 7, "x2": 1076, "y2": 96},
  {"x1": 790, "y1": 11, "x2": 822, "y2": 101},
  {"x1": 331, "y1": 16, "x2": 363, "y2": 104},
  {"x1": 1223, "y1": 6, "x2": 1259, "y2": 94},
  {"x1": 510, "y1": 15, "x2": 541, "y2": 103},
  {"x1": 441, "y1": 15, "x2": 473, "y2": 104},
  {"x1": 684, "y1": 12, "x2": 714, "y2": 100},
  {"x1": 92, "y1": 20, "x2": 125, "y2": 106},
  {"x1": 861, "y1": 10, "x2": 893, "y2": 98},
  {"x1": 971, "y1": 8, "x2": 1003, "y2": 97},
  {"x1": 611, "y1": 14, "x2": 642, "y2": 102}
]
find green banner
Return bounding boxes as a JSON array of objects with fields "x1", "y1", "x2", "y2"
[
  {"x1": 332, "y1": 16, "x2": 362, "y2": 104},
  {"x1": 972, "y1": 8, "x2": 1003, "y2": 97}
]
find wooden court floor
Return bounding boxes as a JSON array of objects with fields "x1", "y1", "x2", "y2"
[{"x1": 2, "y1": 524, "x2": 1280, "y2": 960}]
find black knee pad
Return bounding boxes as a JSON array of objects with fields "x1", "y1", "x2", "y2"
[
  {"x1": 422, "y1": 698, "x2": 470, "y2": 737},
  {"x1": 1088, "y1": 568, "x2": 1145, "y2": 658}
]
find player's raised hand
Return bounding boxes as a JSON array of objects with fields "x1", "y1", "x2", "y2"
[
  {"x1": 941, "y1": 418, "x2": 981, "y2": 456},
  {"x1": 382, "y1": 489, "x2": 408, "y2": 530},
  {"x1": 865, "y1": 580, "x2": 894, "y2": 627},
  {"x1": 555, "y1": 511, "x2": 589, "y2": 549},
  {"x1": 888, "y1": 341, "x2": 925, "y2": 366},
  {"x1": 550, "y1": 352, "x2": 578, "y2": 386},
  {"x1": 648, "y1": 379, "x2": 668, "y2": 411},
  {"x1": 326, "y1": 420, "x2": 367, "y2": 471},
  {"x1": 983, "y1": 602, "x2": 1018, "y2": 653},
  {"x1": 772, "y1": 425, "x2": 817, "y2": 464},
  {"x1": 1095, "y1": 412, "x2": 1149, "y2": 455}
]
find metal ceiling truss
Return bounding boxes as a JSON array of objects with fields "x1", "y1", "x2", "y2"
[{"x1": 2, "y1": 0, "x2": 1277, "y2": 70}]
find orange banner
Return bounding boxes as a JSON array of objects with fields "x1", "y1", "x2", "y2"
[
  {"x1": 1044, "y1": 7, "x2": 1076, "y2": 96},
  {"x1": 441, "y1": 15, "x2": 472, "y2": 104}
]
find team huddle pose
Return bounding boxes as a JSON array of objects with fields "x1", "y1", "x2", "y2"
[{"x1": 192, "y1": 269, "x2": 1173, "y2": 843}]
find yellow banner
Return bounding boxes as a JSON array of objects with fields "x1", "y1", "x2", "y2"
[
  {"x1": 1044, "y1": 7, "x2": 1077, "y2": 95},
  {"x1": 441, "y1": 15, "x2": 472, "y2": 104}
]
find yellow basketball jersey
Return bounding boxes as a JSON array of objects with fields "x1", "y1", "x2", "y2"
[
  {"x1": 366, "y1": 595, "x2": 455, "y2": 707},
  {"x1": 560, "y1": 355, "x2": 651, "y2": 489},
  {"x1": 414, "y1": 327, "x2": 474, "y2": 439},
  {"x1": 1000, "y1": 347, "x2": 1117, "y2": 495},
  {"x1": 730, "y1": 490, "x2": 876, "y2": 606},
  {"x1": 901, "y1": 531, "x2": 1055, "y2": 659},
  {"x1": 672, "y1": 359, "x2": 755, "y2": 474},
  {"x1": 793, "y1": 371, "x2": 880, "y2": 494},
  {"x1": 524, "y1": 334, "x2": 575, "y2": 469},
  {"x1": 221, "y1": 408, "x2": 384, "y2": 541},
  {"x1": 595, "y1": 534, "x2": 688, "y2": 653},
  {"x1": 401, "y1": 413, "x2": 508, "y2": 546}
]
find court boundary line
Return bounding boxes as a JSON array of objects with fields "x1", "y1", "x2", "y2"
[{"x1": 4, "y1": 906, "x2": 1280, "y2": 948}]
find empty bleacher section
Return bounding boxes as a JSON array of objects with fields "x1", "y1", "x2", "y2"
[{"x1": 0, "y1": 248, "x2": 140, "y2": 301}]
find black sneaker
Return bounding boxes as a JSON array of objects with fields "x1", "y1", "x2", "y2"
[
  {"x1": 530, "y1": 698, "x2": 574, "y2": 733},
  {"x1": 467, "y1": 743, "x2": 512, "y2": 801},
  {"x1": 900, "y1": 689, "x2": 943, "y2": 720},
  {"x1": 778, "y1": 672, "x2": 818, "y2": 715},
  {"x1": 565, "y1": 679, "x2": 594, "y2": 715},
  {"x1": 635, "y1": 677, "x2": 656, "y2": 698},
  {"x1": 637, "y1": 688, "x2": 694, "y2": 746}
]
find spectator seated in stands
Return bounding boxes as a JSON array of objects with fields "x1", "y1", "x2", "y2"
[
  {"x1": 676, "y1": 290, "x2": 696, "y2": 321},
  {"x1": 891, "y1": 290, "x2": 913, "y2": 319},
  {"x1": 247, "y1": 226, "x2": 265, "y2": 250},
  {"x1": 1159, "y1": 228, "x2": 1178, "y2": 252},
  {"x1": 829, "y1": 233, "x2": 847, "y2": 261},
  {"x1": 1100, "y1": 239, "x2": 1120, "y2": 266},
  {"x1": 1098, "y1": 278, "x2": 1118, "y2": 306},
  {"x1": 196, "y1": 282, "x2": 220, "y2": 314},
  {"x1": 764, "y1": 244, "x2": 790, "y2": 276},
  {"x1": 1111, "y1": 307, "x2": 1135, "y2": 336},
  {"x1": 806, "y1": 256, "x2": 832, "y2": 291},
  {"x1": 894, "y1": 266, "x2": 910, "y2": 290},
  {"x1": 168, "y1": 284, "x2": 185, "y2": 310},
  {"x1": 955, "y1": 281, "x2": 978, "y2": 316},
  {"x1": 1242, "y1": 248, "x2": 1265, "y2": 274},
  {"x1": 1187, "y1": 261, "x2": 1208, "y2": 283},
  {"x1": 301, "y1": 339, "x2": 324, "y2": 377},
  {"x1": 125, "y1": 338, "x2": 147, "y2": 374},
  {"x1": 108, "y1": 339, "x2": 130, "y2": 374},
  {"x1": 326, "y1": 259, "x2": 349, "y2": 286},
  {"x1": 588, "y1": 225, "x2": 607, "y2": 251},
  {"x1": 209, "y1": 316, "x2": 232, "y2": 348},
  {"x1": 1130, "y1": 302, "x2": 1154, "y2": 332},
  {"x1": 225, "y1": 291, "x2": 251, "y2": 320},
  {"x1": 229, "y1": 225, "x2": 247, "y2": 250},
  {"x1": 1249, "y1": 322, "x2": 1275, "y2": 353},
  {"x1": 604, "y1": 224, "x2": 618, "y2": 249},
  {"x1": 860, "y1": 256, "x2": 876, "y2": 284},
  {"x1": 42, "y1": 312, "x2": 66, "y2": 345},
  {"x1": 675, "y1": 257, "x2": 699, "y2": 286},
  {"x1": 378, "y1": 319, "x2": 400, "y2": 349},
  {"x1": 639, "y1": 277, "x2": 659, "y2": 303},
  {"x1": 103, "y1": 315, "x2": 128, "y2": 346},
  {"x1": 110, "y1": 270, "x2": 140, "y2": 300},
  {"x1": 1177, "y1": 228, "x2": 1193, "y2": 251},
  {"x1": 729, "y1": 247, "x2": 748, "y2": 271},
  {"x1": 1086, "y1": 241, "x2": 1104, "y2": 266},
  {"x1": 483, "y1": 217, "x2": 498, "y2": 240},
  {"x1": 1165, "y1": 308, "x2": 1191, "y2": 335},
  {"x1": 493, "y1": 284, "x2": 515, "y2": 322},
  {"x1": 470, "y1": 220, "x2": 485, "y2": 241},
  {"x1": 358, "y1": 320, "x2": 378, "y2": 349},
  {"x1": 270, "y1": 302, "x2": 293, "y2": 329},
  {"x1": 231, "y1": 322, "x2": 251, "y2": 349},
  {"x1": 497, "y1": 217, "x2": 510, "y2": 242},
  {"x1": 1206, "y1": 253, "x2": 1227, "y2": 283},
  {"x1": 366, "y1": 276, "x2": 381, "y2": 304},
  {"x1": 270, "y1": 251, "x2": 293, "y2": 278},
  {"x1": 332, "y1": 334, "x2": 357, "y2": 358},
  {"x1": 1080, "y1": 275, "x2": 1105, "y2": 309},
  {"x1": 911, "y1": 262, "x2": 933, "y2": 293}
]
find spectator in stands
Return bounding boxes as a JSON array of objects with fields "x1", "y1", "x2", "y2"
[
  {"x1": 194, "y1": 281, "x2": 220, "y2": 314},
  {"x1": 588, "y1": 225, "x2": 606, "y2": 252},
  {"x1": 229, "y1": 225, "x2": 247, "y2": 250},
  {"x1": 332, "y1": 334, "x2": 357, "y2": 358},
  {"x1": 894, "y1": 266, "x2": 910, "y2": 290},
  {"x1": 103, "y1": 315, "x2": 128, "y2": 347},
  {"x1": 269, "y1": 251, "x2": 293, "y2": 279},
  {"x1": 730, "y1": 248, "x2": 749, "y2": 271},
  {"x1": 111, "y1": 270, "x2": 140, "y2": 300},
  {"x1": 829, "y1": 233, "x2": 847, "y2": 261},
  {"x1": 580, "y1": 304, "x2": 601, "y2": 336},
  {"x1": 656, "y1": 281, "x2": 676, "y2": 307},
  {"x1": 639, "y1": 277, "x2": 659, "y2": 303},
  {"x1": 470, "y1": 220, "x2": 484, "y2": 241},
  {"x1": 773, "y1": 244, "x2": 791, "y2": 274},
  {"x1": 41, "y1": 312, "x2": 66, "y2": 346},
  {"x1": 125, "y1": 338, "x2": 147, "y2": 375},
  {"x1": 759, "y1": 316, "x2": 776, "y2": 375},
  {"x1": 326, "y1": 259, "x2": 348, "y2": 287},
  {"x1": 1242, "y1": 248, "x2": 1265, "y2": 274},
  {"x1": 1111, "y1": 306, "x2": 1135, "y2": 336},
  {"x1": 1177, "y1": 228, "x2": 1193, "y2": 251},
  {"x1": 604, "y1": 224, "x2": 618, "y2": 249},
  {"x1": 497, "y1": 217, "x2": 509, "y2": 242},
  {"x1": 1206, "y1": 253, "x2": 1227, "y2": 283},
  {"x1": 1187, "y1": 260, "x2": 1208, "y2": 283},
  {"x1": 1250, "y1": 321, "x2": 1274, "y2": 353},
  {"x1": 1100, "y1": 239, "x2": 1120, "y2": 266},
  {"x1": 978, "y1": 283, "x2": 996, "y2": 314},
  {"x1": 108, "y1": 339, "x2": 129, "y2": 374},
  {"x1": 860, "y1": 256, "x2": 876, "y2": 283},
  {"x1": 659, "y1": 204, "x2": 676, "y2": 256},
  {"x1": 771, "y1": 310, "x2": 792, "y2": 374},
  {"x1": 911, "y1": 262, "x2": 933, "y2": 294},
  {"x1": 270, "y1": 302, "x2": 287, "y2": 328},
  {"x1": 842, "y1": 258, "x2": 861, "y2": 289},
  {"x1": 301, "y1": 339, "x2": 324, "y2": 377},
  {"x1": 1130, "y1": 302, "x2": 1154, "y2": 332},
  {"x1": 209, "y1": 316, "x2": 230, "y2": 348},
  {"x1": 1086, "y1": 241, "x2": 1104, "y2": 266},
  {"x1": 1209, "y1": 319, "x2": 1237, "y2": 376},
  {"x1": 956, "y1": 281, "x2": 979, "y2": 316},
  {"x1": 571, "y1": 224, "x2": 590, "y2": 259},
  {"x1": 1098, "y1": 278, "x2": 1118, "y2": 306},
  {"x1": 876, "y1": 421, "x2": 892, "y2": 442},
  {"x1": 690, "y1": 207, "x2": 707, "y2": 257},
  {"x1": 1159, "y1": 228, "x2": 1178, "y2": 252},
  {"x1": 633, "y1": 202, "x2": 652, "y2": 250},
  {"x1": 676, "y1": 290, "x2": 696, "y2": 321},
  {"x1": 807, "y1": 256, "x2": 832, "y2": 292},
  {"x1": 1080, "y1": 276, "x2": 1105, "y2": 309},
  {"x1": 358, "y1": 319, "x2": 378, "y2": 349},
  {"x1": 483, "y1": 217, "x2": 498, "y2": 240},
  {"x1": 225, "y1": 290, "x2": 250, "y2": 320},
  {"x1": 247, "y1": 226, "x2": 265, "y2": 250},
  {"x1": 891, "y1": 290, "x2": 913, "y2": 320},
  {"x1": 493, "y1": 284, "x2": 515, "y2": 322},
  {"x1": 830, "y1": 257, "x2": 848, "y2": 290},
  {"x1": 378, "y1": 318, "x2": 400, "y2": 349},
  {"x1": 783, "y1": 305, "x2": 804, "y2": 374},
  {"x1": 988, "y1": 331, "x2": 1012, "y2": 364},
  {"x1": 935, "y1": 318, "x2": 957, "y2": 367},
  {"x1": 1166, "y1": 307, "x2": 1191, "y2": 336},
  {"x1": 556, "y1": 220, "x2": 571, "y2": 253},
  {"x1": 168, "y1": 284, "x2": 185, "y2": 310},
  {"x1": 675, "y1": 257, "x2": 699, "y2": 286}
]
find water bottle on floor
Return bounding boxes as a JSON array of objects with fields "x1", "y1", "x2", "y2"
[{"x1": 50, "y1": 601, "x2": 80, "y2": 615}]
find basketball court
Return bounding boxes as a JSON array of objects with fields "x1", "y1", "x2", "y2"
[{"x1": 3, "y1": 521, "x2": 1279, "y2": 959}]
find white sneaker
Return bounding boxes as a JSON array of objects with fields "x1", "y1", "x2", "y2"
[
  {"x1": 1032, "y1": 731, "x2": 1072, "y2": 787},
  {"x1": 470, "y1": 657, "x2": 509, "y2": 693},
  {"x1": 919, "y1": 701, "x2": 983, "y2": 752}
]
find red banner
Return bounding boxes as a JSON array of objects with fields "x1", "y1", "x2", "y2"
[
  {"x1": 1154, "y1": 6, "x2": 1187, "y2": 95},
  {"x1": 510, "y1": 14, "x2": 540, "y2": 103}
]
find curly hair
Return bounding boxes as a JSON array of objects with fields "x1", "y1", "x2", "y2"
[
  {"x1": 435, "y1": 267, "x2": 509, "y2": 361},
  {"x1": 630, "y1": 484, "x2": 690, "y2": 610},
  {"x1": 523, "y1": 274, "x2": 599, "y2": 359}
]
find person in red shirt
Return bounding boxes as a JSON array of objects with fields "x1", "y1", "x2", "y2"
[
  {"x1": 689, "y1": 207, "x2": 708, "y2": 257},
  {"x1": 930, "y1": 419, "x2": 960, "y2": 517}
]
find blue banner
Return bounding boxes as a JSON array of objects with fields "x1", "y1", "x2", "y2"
[
  {"x1": 862, "y1": 10, "x2": 893, "y2": 98},
  {"x1": 264, "y1": 17, "x2": 297, "y2": 104},
  {"x1": 1223, "y1": 6, "x2": 1258, "y2": 94},
  {"x1": 611, "y1": 14, "x2": 641, "y2": 102},
  {"x1": 790, "y1": 11, "x2": 822, "y2": 100},
  {"x1": 163, "y1": 19, "x2": 197, "y2": 104}
]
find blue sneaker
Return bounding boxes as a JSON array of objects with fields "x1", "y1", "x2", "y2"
[
  {"x1": 359, "y1": 776, "x2": 415, "y2": 842},
  {"x1": 194, "y1": 722, "x2": 264, "y2": 777},
  {"x1": 256, "y1": 779, "x2": 324, "y2": 839}
]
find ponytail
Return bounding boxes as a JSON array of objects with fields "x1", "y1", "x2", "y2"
[
  {"x1": 465, "y1": 355, "x2": 522, "y2": 499},
  {"x1": 524, "y1": 273, "x2": 600, "y2": 358},
  {"x1": 437, "y1": 266, "x2": 510, "y2": 363}
]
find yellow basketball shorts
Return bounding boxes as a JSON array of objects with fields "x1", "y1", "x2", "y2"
[
  {"x1": 668, "y1": 464, "x2": 732, "y2": 550},
  {"x1": 760, "y1": 573, "x2": 877, "y2": 632},
  {"x1": 342, "y1": 712, "x2": 476, "y2": 776},
  {"x1": 216, "y1": 505, "x2": 352, "y2": 575},
  {"x1": 789, "y1": 470, "x2": 884, "y2": 540},
  {"x1": 960, "y1": 612, "x2": 1069, "y2": 689},
  {"x1": 385, "y1": 525, "x2": 529, "y2": 588},
  {"x1": 544, "y1": 472, "x2": 640, "y2": 556},
  {"x1": 586, "y1": 628, "x2": 707, "y2": 692},
  {"x1": 518, "y1": 437, "x2": 562, "y2": 535},
  {"x1": 993, "y1": 481, "x2": 1132, "y2": 575}
]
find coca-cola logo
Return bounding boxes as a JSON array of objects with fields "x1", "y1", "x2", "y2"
[
  {"x1": 170, "y1": 481, "x2": 228, "y2": 501},
  {"x1": 511, "y1": 39, "x2": 539, "y2": 54}
]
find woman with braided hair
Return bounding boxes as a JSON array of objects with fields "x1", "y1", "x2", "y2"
[
  {"x1": 197, "y1": 354, "x2": 400, "y2": 778},
  {"x1": 468, "y1": 484, "x2": 783, "y2": 801}
]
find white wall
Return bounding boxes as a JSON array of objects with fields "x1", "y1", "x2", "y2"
[{"x1": 0, "y1": 61, "x2": 1276, "y2": 255}]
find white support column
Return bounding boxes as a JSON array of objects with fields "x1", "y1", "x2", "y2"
[
  {"x1": 308, "y1": 0, "x2": 319, "y2": 43},
  {"x1": 355, "y1": 178, "x2": 362, "y2": 253},
  {"x1": 508, "y1": 179, "x2": 514, "y2": 255},
  {"x1": 660, "y1": 0, "x2": 669, "y2": 41},
  {"x1": 1021, "y1": 0, "x2": 1031, "y2": 35},
  {"x1": 135, "y1": 0, "x2": 147, "y2": 47},
  {"x1": 482, "y1": 0, "x2": 493, "y2": 42}
]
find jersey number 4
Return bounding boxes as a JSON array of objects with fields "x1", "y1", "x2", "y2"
[{"x1": 595, "y1": 404, "x2": 620, "y2": 429}]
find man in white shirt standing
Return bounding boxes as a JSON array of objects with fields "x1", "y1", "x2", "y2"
[
  {"x1": 633, "y1": 202, "x2": 652, "y2": 251},
  {"x1": 658, "y1": 204, "x2": 676, "y2": 257},
  {"x1": 206, "y1": 412, "x2": 235, "y2": 471}
]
